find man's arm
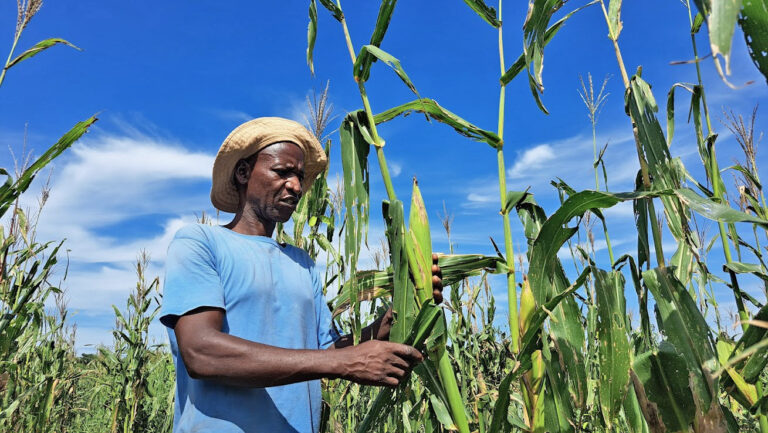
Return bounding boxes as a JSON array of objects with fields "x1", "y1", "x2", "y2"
[{"x1": 174, "y1": 307, "x2": 423, "y2": 388}]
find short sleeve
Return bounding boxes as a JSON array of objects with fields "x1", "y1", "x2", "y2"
[
  {"x1": 160, "y1": 226, "x2": 225, "y2": 328},
  {"x1": 312, "y1": 264, "x2": 340, "y2": 349}
]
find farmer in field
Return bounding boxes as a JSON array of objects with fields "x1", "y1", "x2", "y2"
[{"x1": 159, "y1": 117, "x2": 443, "y2": 433}]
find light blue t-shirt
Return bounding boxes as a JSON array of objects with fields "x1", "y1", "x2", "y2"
[{"x1": 160, "y1": 224, "x2": 339, "y2": 433}]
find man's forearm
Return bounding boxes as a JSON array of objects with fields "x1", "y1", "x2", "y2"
[{"x1": 182, "y1": 328, "x2": 343, "y2": 387}]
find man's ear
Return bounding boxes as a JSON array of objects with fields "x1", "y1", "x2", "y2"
[{"x1": 233, "y1": 159, "x2": 252, "y2": 187}]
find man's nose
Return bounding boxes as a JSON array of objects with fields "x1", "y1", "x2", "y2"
[{"x1": 286, "y1": 175, "x2": 302, "y2": 196}]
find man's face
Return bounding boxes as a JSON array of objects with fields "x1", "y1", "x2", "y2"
[{"x1": 243, "y1": 141, "x2": 305, "y2": 224}]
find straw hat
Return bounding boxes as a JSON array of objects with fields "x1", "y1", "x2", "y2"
[{"x1": 210, "y1": 117, "x2": 328, "y2": 213}]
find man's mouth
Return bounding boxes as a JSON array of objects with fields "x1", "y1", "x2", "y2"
[{"x1": 279, "y1": 196, "x2": 299, "y2": 206}]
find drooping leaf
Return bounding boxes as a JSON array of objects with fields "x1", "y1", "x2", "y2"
[
  {"x1": 353, "y1": 45, "x2": 419, "y2": 98},
  {"x1": 723, "y1": 262, "x2": 768, "y2": 284},
  {"x1": 355, "y1": 0, "x2": 398, "y2": 83},
  {"x1": 6, "y1": 38, "x2": 80, "y2": 70},
  {"x1": 606, "y1": 0, "x2": 623, "y2": 39},
  {"x1": 462, "y1": 0, "x2": 501, "y2": 27},
  {"x1": 374, "y1": 98, "x2": 502, "y2": 149},
  {"x1": 501, "y1": 3, "x2": 592, "y2": 85},
  {"x1": 307, "y1": 0, "x2": 318, "y2": 75},
  {"x1": 339, "y1": 111, "x2": 372, "y2": 338},
  {"x1": 709, "y1": 0, "x2": 743, "y2": 76},
  {"x1": 318, "y1": 0, "x2": 343, "y2": 21}
]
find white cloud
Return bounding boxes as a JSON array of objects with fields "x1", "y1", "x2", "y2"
[
  {"x1": 503, "y1": 130, "x2": 636, "y2": 196},
  {"x1": 389, "y1": 161, "x2": 403, "y2": 177},
  {"x1": 17, "y1": 128, "x2": 220, "y2": 349},
  {"x1": 507, "y1": 144, "x2": 556, "y2": 179},
  {"x1": 464, "y1": 192, "x2": 497, "y2": 208},
  {"x1": 33, "y1": 134, "x2": 213, "y2": 228}
]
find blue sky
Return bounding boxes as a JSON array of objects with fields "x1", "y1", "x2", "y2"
[{"x1": 1, "y1": 1, "x2": 767, "y2": 352}]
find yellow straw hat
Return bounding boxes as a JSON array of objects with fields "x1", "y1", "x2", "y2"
[{"x1": 210, "y1": 117, "x2": 328, "y2": 213}]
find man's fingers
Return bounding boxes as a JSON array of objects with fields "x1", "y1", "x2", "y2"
[{"x1": 391, "y1": 343, "x2": 424, "y2": 364}]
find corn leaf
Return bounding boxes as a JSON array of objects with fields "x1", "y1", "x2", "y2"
[
  {"x1": 623, "y1": 385, "x2": 650, "y2": 433},
  {"x1": 462, "y1": 0, "x2": 501, "y2": 27},
  {"x1": 739, "y1": 0, "x2": 768, "y2": 84},
  {"x1": 0, "y1": 116, "x2": 97, "y2": 218},
  {"x1": 606, "y1": 0, "x2": 623, "y2": 39},
  {"x1": 717, "y1": 339, "x2": 758, "y2": 407},
  {"x1": 491, "y1": 267, "x2": 591, "y2": 433},
  {"x1": 732, "y1": 303, "x2": 768, "y2": 383},
  {"x1": 383, "y1": 198, "x2": 414, "y2": 343},
  {"x1": 356, "y1": 303, "x2": 441, "y2": 433},
  {"x1": 6, "y1": 38, "x2": 80, "y2": 70},
  {"x1": 356, "y1": 0, "x2": 398, "y2": 83},
  {"x1": 642, "y1": 268, "x2": 719, "y2": 411},
  {"x1": 516, "y1": 194, "x2": 589, "y2": 407},
  {"x1": 709, "y1": 0, "x2": 743, "y2": 76},
  {"x1": 307, "y1": 0, "x2": 318, "y2": 75},
  {"x1": 339, "y1": 111, "x2": 372, "y2": 339},
  {"x1": 353, "y1": 45, "x2": 419, "y2": 98},
  {"x1": 374, "y1": 98, "x2": 502, "y2": 149},
  {"x1": 543, "y1": 343, "x2": 575, "y2": 433},
  {"x1": 631, "y1": 347, "x2": 696, "y2": 432},
  {"x1": 318, "y1": 0, "x2": 343, "y2": 21},
  {"x1": 330, "y1": 254, "x2": 503, "y2": 316},
  {"x1": 593, "y1": 267, "x2": 631, "y2": 428}
]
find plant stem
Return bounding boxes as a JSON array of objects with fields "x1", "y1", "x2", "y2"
[
  {"x1": 495, "y1": 0, "x2": 519, "y2": 353},
  {"x1": 0, "y1": 31, "x2": 22, "y2": 89},
  {"x1": 599, "y1": 0, "x2": 665, "y2": 267}
]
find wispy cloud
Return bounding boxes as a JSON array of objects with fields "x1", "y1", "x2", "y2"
[
  {"x1": 17, "y1": 127, "x2": 220, "y2": 351},
  {"x1": 508, "y1": 144, "x2": 557, "y2": 179}
]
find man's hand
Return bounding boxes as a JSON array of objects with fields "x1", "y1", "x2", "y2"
[
  {"x1": 334, "y1": 340, "x2": 423, "y2": 387},
  {"x1": 374, "y1": 253, "x2": 444, "y2": 341}
]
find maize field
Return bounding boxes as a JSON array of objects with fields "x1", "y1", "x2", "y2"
[{"x1": 3, "y1": 0, "x2": 768, "y2": 432}]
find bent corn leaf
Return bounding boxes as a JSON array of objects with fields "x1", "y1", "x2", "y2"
[
  {"x1": 318, "y1": 0, "x2": 343, "y2": 21},
  {"x1": 6, "y1": 38, "x2": 80, "y2": 70},
  {"x1": 462, "y1": 0, "x2": 501, "y2": 27},
  {"x1": 709, "y1": 0, "x2": 743, "y2": 76},
  {"x1": 356, "y1": 0, "x2": 398, "y2": 83},
  {"x1": 353, "y1": 45, "x2": 419, "y2": 98},
  {"x1": 307, "y1": 0, "x2": 318, "y2": 74},
  {"x1": 374, "y1": 98, "x2": 501, "y2": 149}
]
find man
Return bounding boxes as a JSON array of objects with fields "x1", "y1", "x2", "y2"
[{"x1": 160, "y1": 117, "x2": 443, "y2": 433}]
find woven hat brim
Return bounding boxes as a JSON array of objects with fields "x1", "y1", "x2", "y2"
[{"x1": 210, "y1": 117, "x2": 328, "y2": 213}]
